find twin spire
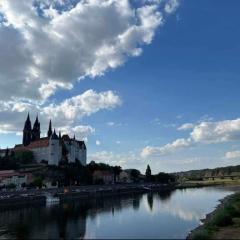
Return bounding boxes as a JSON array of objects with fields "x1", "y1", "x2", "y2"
[{"x1": 23, "y1": 113, "x2": 76, "y2": 146}]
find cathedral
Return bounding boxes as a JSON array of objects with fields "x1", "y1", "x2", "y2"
[{"x1": 13, "y1": 113, "x2": 87, "y2": 166}]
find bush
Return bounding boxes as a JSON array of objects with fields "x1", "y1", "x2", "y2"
[
  {"x1": 191, "y1": 229, "x2": 211, "y2": 240},
  {"x1": 212, "y1": 209, "x2": 233, "y2": 227}
]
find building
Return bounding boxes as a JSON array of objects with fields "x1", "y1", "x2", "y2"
[
  {"x1": 92, "y1": 170, "x2": 114, "y2": 184},
  {"x1": 8, "y1": 113, "x2": 87, "y2": 166},
  {"x1": 0, "y1": 170, "x2": 27, "y2": 188}
]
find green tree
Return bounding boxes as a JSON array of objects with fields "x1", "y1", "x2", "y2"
[
  {"x1": 145, "y1": 164, "x2": 152, "y2": 181},
  {"x1": 130, "y1": 169, "x2": 140, "y2": 182},
  {"x1": 15, "y1": 150, "x2": 34, "y2": 164},
  {"x1": 112, "y1": 166, "x2": 122, "y2": 183}
]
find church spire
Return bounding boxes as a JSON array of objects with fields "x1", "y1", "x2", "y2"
[
  {"x1": 47, "y1": 119, "x2": 53, "y2": 138},
  {"x1": 23, "y1": 112, "x2": 32, "y2": 146},
  {"x1": 32, "y1": 115, "x2": 40, "y2": 141},
  {"x1": 59, "y1": 131, "x2": 62, "y2": 139}
]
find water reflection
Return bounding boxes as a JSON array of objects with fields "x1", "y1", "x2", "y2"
[{"x1": 0, "y1": 187, "x2": 235, "y2": 239}]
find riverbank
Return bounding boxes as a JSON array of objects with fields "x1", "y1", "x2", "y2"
[
  {"x1": 0, "y1": 182, "x2": 238, "y2": 208},
  {"x1": 187, "y1": 191, "x2": 240, "y2": 240},
  {"x1": 0, "y1": 183, "x2": 175, "y2": 207}
]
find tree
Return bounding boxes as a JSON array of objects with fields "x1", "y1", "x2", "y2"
[
  {"x1": 145, "y1": 164, "x2": 152, "y2": 181},
  {"x1": 156, "y1": 172, "x2": 176, "y2": 183},
  {"x1": 112, "y1": 166, "x2": 122, "y2": 183},
  {"x1": 130, "y1": 169, "x2": 140, "y2": 182}
]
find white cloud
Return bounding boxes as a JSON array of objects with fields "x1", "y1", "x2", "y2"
[
  {"x1": 59, "y1": 125, "x2": 95, "y2": 140},
  {"x1": 0, "y1": 89, "x2": 120, "y2": 140},
  {"x1": 142, "y1": 118, "x2": 240, "y2": 158},
  {"x1": 164, "y1": 0, "x2": 180, "y2": 14},
  {"x1": 96, "y1": 140, "x2": 101, "y2": 146},
  {"x1": 178, "y1": 123, "x2": 195, "y2": 131},
  {"x1": 190, "y1": 119, "x2": 240, "y2": 143},
  {"x1": 225, "y1": 151, "x2": 240, "y2": 159},
  {"x1": 141, "y1": 138, "x2": 192, "y2": 158},
  {"x1": 107, "y1": 122, "x2": 115, "y2": 126},
  {"x1": 0, "y1": 0, "x2": 179, "y2": 103},
  {"x1": 42, "y1": 89, "x2": 121, "y2": 121},
  {"x1": 89, "y1": 151, "x2": 143, "y2": 169}
]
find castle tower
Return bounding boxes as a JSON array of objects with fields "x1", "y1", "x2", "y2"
[
  {"x1": 49, "y1": 129, "x2": 61, "y2": 165},
  {"x1": 23, "y1": 113, "x2": 32, "y2": 146},
  {"x1": 32, "y1": 115, "x2": 40, "y2": 141},
  {"x1": 47, "y1": 119, "x2": 53, "y2": 138}
]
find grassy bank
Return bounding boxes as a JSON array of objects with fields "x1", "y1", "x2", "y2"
[{"x1": 188, "y1": 192, "x2": 240, "y2": 240}]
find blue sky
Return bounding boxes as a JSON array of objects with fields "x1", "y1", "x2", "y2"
[{"x1": 0, "y1": 0, "x2": 240, "y2": 173}]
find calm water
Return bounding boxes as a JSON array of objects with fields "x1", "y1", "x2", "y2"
[{"x1": 0, "y1": 187, "x2": 236, "y2": 239}]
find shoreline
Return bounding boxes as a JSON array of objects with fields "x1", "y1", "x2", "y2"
[
  {"x1": 0, "y1": 182, "x2": 238, "y2": 208},
  {"x1": 187, "y1": 190, "x2": 240, "y2": 240}
]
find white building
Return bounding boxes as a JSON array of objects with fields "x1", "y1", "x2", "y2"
[
  {"x1": 0, "y1": 170, "x2": 27, "y2": 188},
  {"x1": 11, "y1": 114, "x2": 87, "y2": 166}
]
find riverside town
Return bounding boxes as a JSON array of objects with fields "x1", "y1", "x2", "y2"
[{"x1": 0, "y1": 0, "x2": 240, "y2": 239}]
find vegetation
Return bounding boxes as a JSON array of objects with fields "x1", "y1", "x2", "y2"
[
  {"x1": 145, "y1": 164, "x2": 152, "y2": 181},
  {"x1": 0, "y1": 149, "x2": 35, "y2": 170},
  {"x1": 176, "y1": 165, "x2": 240, "y2": 181},
  {"x1": 190, "y1": 193, "x2": 240, "y2": 240},
  {"x1": 130, "y1": 169, "x2": 141, "y2": 182},
  {"x1": 155, "y1": 172, "x2": 176, "y2": 183}
]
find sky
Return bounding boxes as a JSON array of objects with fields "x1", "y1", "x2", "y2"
[{"x1": 0, "y1": 0, "x2": 240, "y2": 173}]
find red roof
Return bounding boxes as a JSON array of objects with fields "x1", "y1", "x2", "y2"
[
  {"x1": 14, "y1": 138, "x2": 49, "y2": 151},
  {"x1": 28, "y1": 138, "x2": 49, "y2": 148},
  {"x1": 14, "y1": 145, "x2": 29, "y2": 152}
]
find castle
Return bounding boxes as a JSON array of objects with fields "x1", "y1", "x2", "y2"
[{"x1": 12, "y1": 113, "x2": 87, "y2": 166}]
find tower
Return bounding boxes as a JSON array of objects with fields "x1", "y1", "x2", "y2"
[
  {"x1": 49, "y1": 129, "x2": 61, "y2": 165},
  {"x1": 32, "y1": 115, "x2": 40, "y2": 141},
  {"x1": 47, "y1": 119, "x2": 53, "y2": 138},
  {"x1": 23, "y1": 113, "x2": 32, "y2": 146}
]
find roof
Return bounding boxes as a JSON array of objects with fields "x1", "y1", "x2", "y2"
[
  {"x1": 14, "y1": 138, "x2": 49, "y2": 151},
  {"x1": 93, "y1": 170, "x2": 113, "y2": 176},
  {"x1": 78, "y1": 141, "x2": 86, "y2": 149},
  {"x1": 62, "y1": 134, "x2": 70, "y2": 141},
  {"x1": 0, "y1": 170, "x2": 25, "y2": 179},
  {"x1": 28, "y1": 138, "x2": 49, "y2": 148},
  {"x1": 51, "y1": 129, "x2": 59, "y2": 140}
]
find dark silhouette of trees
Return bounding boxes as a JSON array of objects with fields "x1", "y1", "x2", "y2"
[
  {"x1": 145, "y1": 164, "x2": 152, "y2": 181},
  {"x1": 112, "y1": 166, "x2": 122, "y2": 183}
]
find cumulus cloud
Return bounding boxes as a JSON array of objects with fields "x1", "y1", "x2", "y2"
[
  {"x1": 0, "y1": 0, "x2": 179, "y2": 103},
  {"x1": 141, "y1": 138, "x2": 192, "y2": 158},
  {"x1": 96, "y1": 140, "x2": 101, "y2": 146},
  {"x1": 59, "y1": 125, "x2": 95, "y2": 140},
  {"x1": 225, "y1": 151, "x2": 240, "y2": 159},
  {"x1": 164, "y1": 0, "x2": 180, "y2": 14},
  {"x1": 89, "y1": 151, "x2": 142, "y2": 168},
  {"x1": 142, "y1": 118, "x2": 240, "y2": 158},
  {"x1": 43, "y1": 89, "x2": 121, "y2": 121},
  {"x1": 178, "y1": 123, "x2": 195, "y2": 131},
  {"x1": 190, "y1": 119, "x2": 240, "y2": 143},
  {"x1": 0, "y1": 89, "x2": 120, "y2": 141}
]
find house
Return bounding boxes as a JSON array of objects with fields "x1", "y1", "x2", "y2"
[
  {"x1": 0, "y1": 170, "x2": 27, "y2": 188},
  {"x1": 118, "y1": 171, "x2": 132, "y2": 183},
  {"x1": 92, "y1": 170, "x2": 114, "y2": 184}
]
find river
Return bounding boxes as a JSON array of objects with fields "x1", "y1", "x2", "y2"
[{"x1": 0, "y1": 186, "x2": 237, "y2": 239}]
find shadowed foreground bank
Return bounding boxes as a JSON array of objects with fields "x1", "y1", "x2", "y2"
[{"x1": 188, "y1": 192, "x2": 240, "y2": 240}]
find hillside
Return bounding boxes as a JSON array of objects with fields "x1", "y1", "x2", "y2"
[{"x1": 175, "y1": 165, "x2": 240, "y2": 180}]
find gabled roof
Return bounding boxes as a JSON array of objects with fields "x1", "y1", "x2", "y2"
[
  {"x1": 28, "y1": 138, "x2": 49, "y2": 148},
  {"x1": 14, "y1": 137, "x2": 49, "y2": 151}
]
